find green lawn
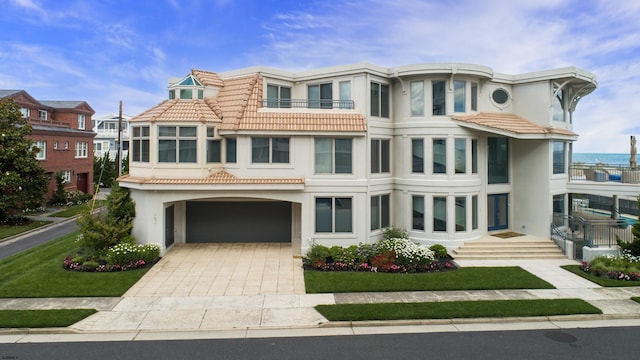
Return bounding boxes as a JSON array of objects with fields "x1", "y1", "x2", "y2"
[
  {"x1": 304, "y1": 266, "x2": 555, "y2": 293},
  {"x1": 0, "y1": 309, "x2": 97, "y2": 328},
  {"x1": 0, "y1": 231, "x2": 149, "y2": 298},
  {"x1": 47, "y1": 200, "x2": 105, "y2": 218},
  {"x1": 316, "y1": 299, "x2": 601, "y2": 321},
  {"x1": 0, "y1": 220, "x2": 52, "y2": 240},
  {"x1": 632, "y1": 297, "x2": 640, "y2": 304},
  {"x1": 561, "y1": 265, "x2": 640, "y2": 287}
]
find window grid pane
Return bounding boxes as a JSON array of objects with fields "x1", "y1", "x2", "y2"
[
  {"x1": 315, "y1": 198, "x2": 333, "y2": 233},
  {"x1": 315, "y1": 138, "x2": 333, "y2": 173},
  {"x1": 433, "y1": 139, "x2": 446, "y2": 174},
  {"x1": 412, "y1": 139, "x2": 424, "y2": 173},
  {"x1": 434, "y1": 196, "x2": 447, "y2": 232},
  {"x1": 412, "y1": 196, "x2": 424, "y2": 230},
  {"x1": 455, "y1": 138, "x2": 466, "y2": 174},
  {"x1": 456, "y1": 197, "x2": 466, "y2": 232},
  {"x1": 271, "y1": 138, "x2": 289, "y2": 163},
  {"x1": 334, "y1": 139, "x2": 352, "y2": 174},
  {"x1": 371, "y1": 140, "x2": 380, "y2": 173},
  {"x1": 410, "y1": 81, "x2": 424, "y2": 116},
  {"x1": 252, "y1": 137, "x2": 270, "y2": 163},
  {"x1": 226, "y1": 138, "x2": 237, "y2": 163},
  {"x1": 371, "y1": 196, "x2": 380, "y2": 231},
  {"x1": 454, "y1": 81, "x2": 465, "y2": 112},
  {"x1": 432, "y1": 80, "x2": 446, "y2": 115}
]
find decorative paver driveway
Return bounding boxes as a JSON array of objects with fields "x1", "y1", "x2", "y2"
[{"x1": 124, "y1": 243, "x2": 306, "y2": 297}]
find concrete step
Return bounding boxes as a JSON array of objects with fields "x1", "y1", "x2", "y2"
[{"x1": 452, "y1": 237, "x2": 566, "y2": 260}]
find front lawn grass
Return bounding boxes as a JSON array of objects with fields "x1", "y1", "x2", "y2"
[
  {"x1": 632, "y1": 297, "x2": 640, "y2": 304},
  {"x1": 48, "y1": 200, "x2": 105, "y2": 218},
  {"x1": 304, "y1": 266, "x2": 554, "y2": 293},
  {"x1": 0, "y1": 221, "x2": 52, "y2": 240},
  {"x1": 0, "y1": 231, "x2": 149, "y2": 298},
  {"x1": 316, "y1": 299, "x2": 601, "y2": 321},
  {"x1": 561, "y1": 265, "x2": 640, "y2": 287},
  {"x1": 0, "y1": 309, "x2": 97, "y2": 328}
]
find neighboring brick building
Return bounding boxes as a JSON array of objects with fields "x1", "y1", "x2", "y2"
[{"x1": 0, "y1": 90, "x2": 96, "y2": 199}]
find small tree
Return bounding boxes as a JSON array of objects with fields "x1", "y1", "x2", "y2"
[
  {"x1": 77, "y1": 180, "x2": 136, "y2": 256},
  {"x1": 0, "y1": 98, "x2": 48, "y2": 221},
  {"x1": 93, "y1": 153, "x2": 116, "y2": 188},
  {"x1": 50, "y1": 171, "x2": 67, "y2": 206}
]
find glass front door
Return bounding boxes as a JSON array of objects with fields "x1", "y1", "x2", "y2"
[{"x1": 488, "y1": 194, "x2": 508, "y2": 231}]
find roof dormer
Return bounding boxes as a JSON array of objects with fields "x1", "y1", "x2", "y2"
[{"x1": 168, "y1": 74, "x2": 205, "y2": 100}]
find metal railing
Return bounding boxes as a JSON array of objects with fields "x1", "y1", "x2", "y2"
[
  {"x1": 262, "y1": 98, "x2": 355, "y2": 110},
  {"x1": 569, "y1": 163, "x2": 640, "y2": 184},
  {"x1": 551, "y1": 212, "x2": 638, "y2": 259}
]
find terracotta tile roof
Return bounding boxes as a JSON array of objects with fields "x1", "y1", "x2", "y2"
[
  {"x1": 452, "y1": 112, "x2": 577, "y2": 138},
  {"x1": 130, "y1": 99, "x2": 222, "y2": 123},
  {"x1": 118, "y1": 170, "x2": 304, "y2": 185},
  {"x1": 131, "y1": 70, "x2": 367, "y2": 132},
  {"x1": 191, "y1": 69, "x2": 224, "y2": 87}
]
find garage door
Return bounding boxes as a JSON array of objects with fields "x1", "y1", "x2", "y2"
[{"x1": 185, "y1": 201, "x2": 291, "y2": 243}]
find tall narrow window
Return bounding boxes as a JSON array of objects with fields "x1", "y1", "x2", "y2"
[
  {"x1": 34, "y1": 141, "x2": 46, "y2": 160},
  {"x1": 412, "y1": 195, "x2": 424, "y2": 230},
  {"x1": 370, "y1": 194, "x2": 390, "y2": 231},
  {"x1": 410, "y1": 81, "x2": 424, "y2": 116},
  {"x1": 226, "y1": 138, "x2": 237, "y2": 163},
  {"x1": 132, "y1": 126, "x2": 149, "y2": 162},
  {"x1": 553, "y1": 141, "x2": 566, "y2": 174},
  {"x1": 455, "y1": 197, "x2": 466, "y2": 232},
  {"x1": 371, "y1": 82, "x2": 390, "y2": 117},
  {"x1": 472, "y1": 139, "x2": 478, "y2": 174},
  {"x1": 488, "y1": 137, "x2": 509, "y2": 184},
  {"x1": 471, "y1": 83, "x2": 478, "y2": 111},
  {"x1": 454, "y1": 80, "x2": 466, "y2": 112},
  {"x1": 339, "y1": 81, "x2": 351, "y2": 109},
  {"x1": 75, "y1": 142, "x2": 88, "y2": 158},
  {"x1": 371, "y1": 139, "x2": 390, "y2": 173},
  {"x1": 455, "y1": 138, "x2": 466, "y2": 174},
  {"x1": 553, "y1": 86, "x2": 564, "y2": 122},
  {"x1": 433, "y1": 139, "x2": 446, "y2": 174},
  {"x1": 434, "y1": 196, "x2": 447, "y2": 232},
  {"x1": 78, "y1": 114, "x2": 86, "y2": 129},
  {"x1": 412, "y1": 139, "x2": 424, "y2": 173},
  {"x1": 432, "y1": 80, "x2": 446, "y2": 115},
  {"x1": 315, "y1": 197, "x2": 352, "y2": 233},
  {"x1": 472, "y1": 195, "x2": 478, "y2": 230},
  {"x1": 315, "y1": 138, "x2": 352, "y2": 174},
  {"x1": 206, "y1": 127, "x2": 221, "y2": 163}
]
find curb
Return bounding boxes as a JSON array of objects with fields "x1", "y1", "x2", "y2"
[{"x1": 0, "y1": 216, "x2": 78, "y2": 246}]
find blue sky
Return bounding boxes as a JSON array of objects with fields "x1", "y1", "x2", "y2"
[{"x1": 1, "y1": 0, "x2": 639, "y2": 153}]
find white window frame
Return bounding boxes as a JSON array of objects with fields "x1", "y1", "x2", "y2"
[
  {"x1": 63, "y1": 171, "x2": 71, "y2": 184},
  {"x1": 78, "y1": 114, "x2": 86, "y2": 129},
  {"x1": 75, "y1": 142, "x2": 88, "y2": 158},
  {"x1": 20, "y1": 108, "x2": 30, "y2": 118},
  {"x1": 38, "y1": 110, "x2": 47, "y2": 120},
  {"x1": 34, "y1": 141, "x2": 46, "y2": 160}
]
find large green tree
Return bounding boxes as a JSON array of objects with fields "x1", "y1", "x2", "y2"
[{"x1": 0, "y1": 98, "x2": 48, "y2": 222}]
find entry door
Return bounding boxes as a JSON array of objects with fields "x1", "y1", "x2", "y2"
[
  {"x1": 488, "y1": 194, "x2": 508, "y2": 231},
  {"x1": 165, "y1": 205, "x2": 175, "y2": 248}
]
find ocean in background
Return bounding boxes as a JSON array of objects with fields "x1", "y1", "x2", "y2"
[{"x1": 573, "y1": 153, "x2": 638, "y2": 166}]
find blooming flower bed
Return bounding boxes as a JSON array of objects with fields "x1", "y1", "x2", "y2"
[
  {"x1": 304, "y1": 238, "x2": 455, "y2": 273},
  {"x1": 63, "y1": 243, "x2": 160, "y2": 272},
  {"x1": 580, "y1": 251, "x2": 640, "y2": 281}
]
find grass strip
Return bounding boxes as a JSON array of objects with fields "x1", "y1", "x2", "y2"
[
  {"x1": 632, "y1": 297, "x2": 640, "y2": 304},
  {"x1": 561, "y1": 265, "x2": 640, "y2": 287},
  {"x1": 48, "y1": 201, "x2": 105, "y2": 218},
  {"x1": 304, "y1": 266, "x2": 554, "y2": 293},
  {"x1": 0, "y1": 221, "x2": 52, "y2": 240},
  {"x1": 0, "y1": 309, "x2": 97, "y2": 328},
  {"x1": 0, "y1": 231, "x2": 149, "y2": 298},
  {"x1": 316, "y1": 299, "x2": 601, "y2": 321}
]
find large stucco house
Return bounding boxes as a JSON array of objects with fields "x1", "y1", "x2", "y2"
[{"x1": 118, "y1": 63, "x2": 596, "y2": 256}]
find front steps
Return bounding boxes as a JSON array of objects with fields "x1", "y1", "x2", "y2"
[{"x1": 452, "y1": 235, "x2": 566, "y2": 260}]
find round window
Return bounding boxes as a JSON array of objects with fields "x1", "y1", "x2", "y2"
[{"x1": 492, "y1": 89, "x2": 510, "y2": 105}]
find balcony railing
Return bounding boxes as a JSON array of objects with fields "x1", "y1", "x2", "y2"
[
  {"x1": 569, "y1": 163, "x2": 640, "y2": 184},
  {"x1": 262, "y1": 98, "x2": 355, "y2": 110}
]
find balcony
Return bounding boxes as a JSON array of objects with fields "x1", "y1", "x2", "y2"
[
  {"x1": 262, "y1": 98, "x2": 355, "y2": 110},
  {"x1": 569, "y1": 164, "x2": 640, "y2": 184}
]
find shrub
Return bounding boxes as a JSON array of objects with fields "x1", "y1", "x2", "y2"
[
  {"x1": 429, "y1": 244, "x2": 449, "y2": 259},
  {"x1": 303, "y1": 243, "x2": 331, "y2": 267},
  {"x1": 382, "y1": 226, "x2": 408, "y2": 240}
]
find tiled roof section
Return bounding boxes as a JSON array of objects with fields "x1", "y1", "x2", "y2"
[
  {"x1": 216, "y1": 74, "x2": 260, "y2": 130},
  {"x1": 119, "y1": 170, "x2": 305, "y2": 185},
  {"x1": 218, "y1": 73, "x2": 367, "y2": 132},
  {"x1": 191, "y1": 69, "x2": 224, "y2": 87},
  {"x1": 452, "y1": 112, "x2": 577, "y2": 137},
  {"x1": 130, "y1": 99, "x2": 222, "y2": 123}
]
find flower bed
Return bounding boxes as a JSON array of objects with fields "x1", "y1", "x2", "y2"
[
  {"x1": 63, "y1": 242, "x2": 160, "y2": 272},
  {"x1": 580, "y1": 251, "x2": 640, "y2": 281},
  {"x1": 304, "y1": 237, "x2": 455, "y2": 274}
]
